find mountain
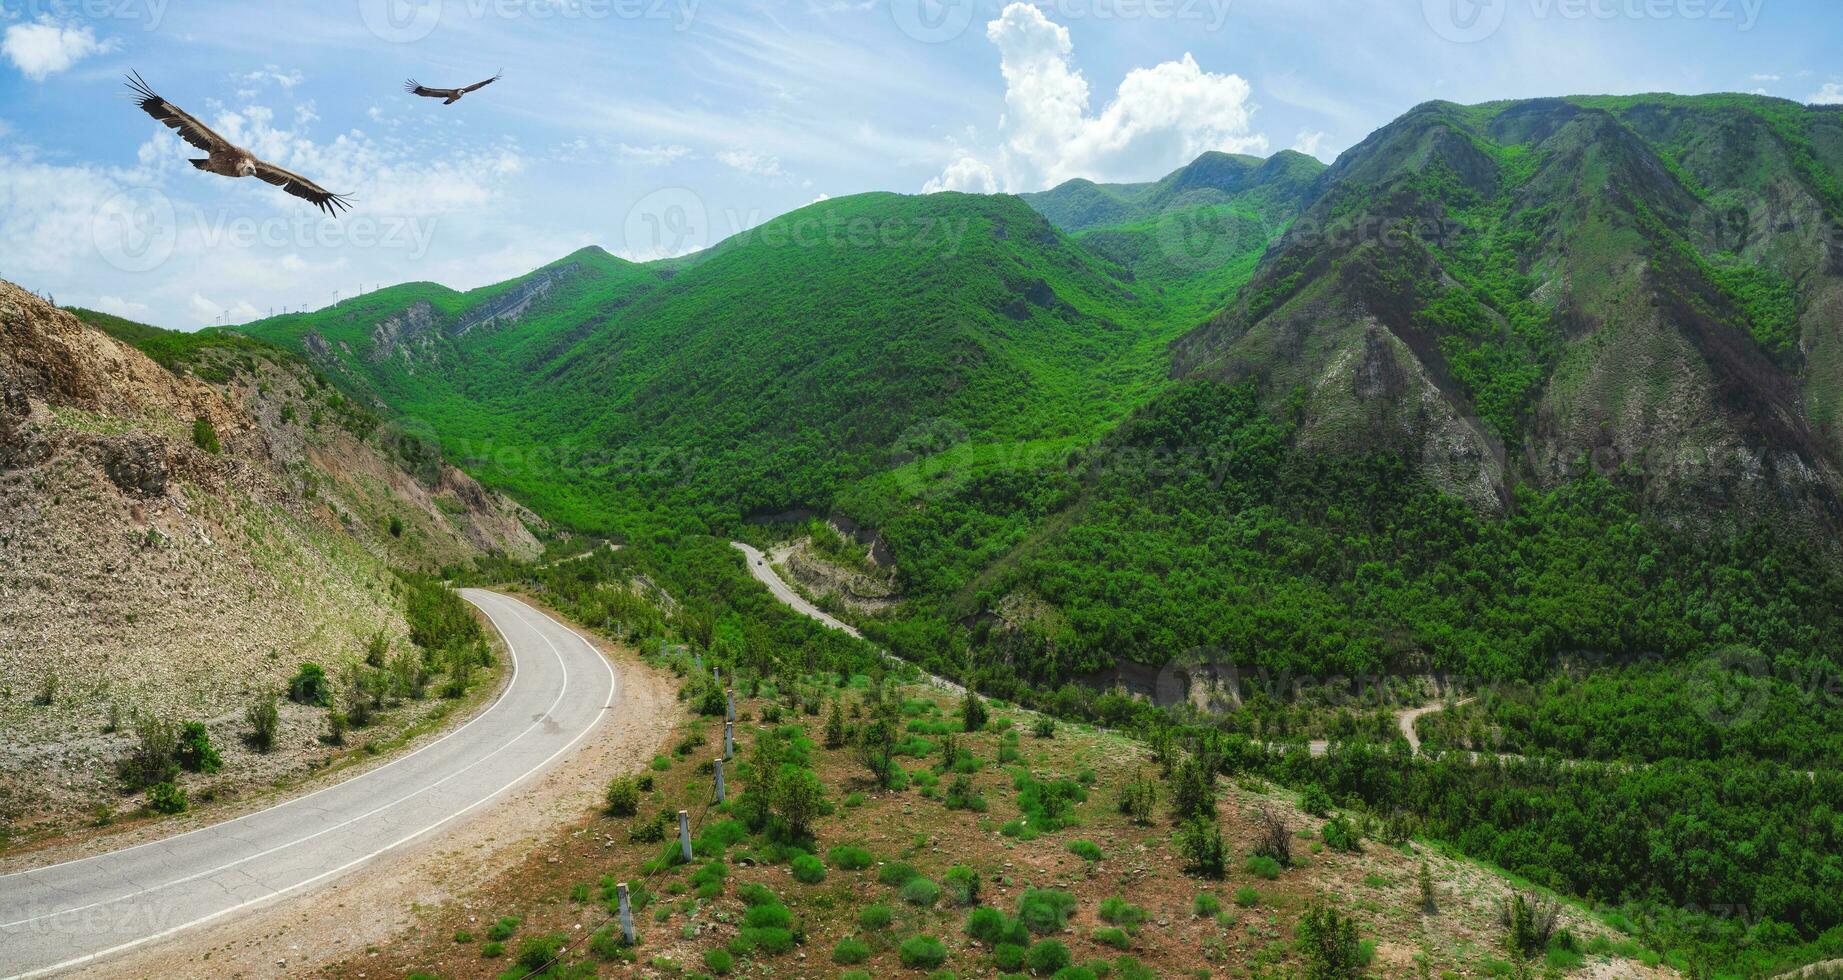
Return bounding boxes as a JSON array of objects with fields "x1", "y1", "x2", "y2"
[
  {"x1": 1173, "y1": 95, "x2": 1843, "y2": 523},
  {"x1": 0, "y1": 282, "x2": 537, "y2": 834}
]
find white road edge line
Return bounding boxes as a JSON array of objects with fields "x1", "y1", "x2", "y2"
[
  {"x1": 0, "y1": 593, "x2": 525, "y2": 882},
  {"x1": 5, "y1": 591, "x2": 618, "y2": 980},
  {"x1": 2, "y1": 593, "x2": 571, "y2": 929}
]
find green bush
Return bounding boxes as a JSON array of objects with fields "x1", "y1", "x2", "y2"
[
  {"x1": 1025, "y1": 939, "x2": 1072, "y2": 973},
  {"x1": 1178, "y1": 819, "x2": 1226, "y2": 878},
  {"x1": 965, "y1": 906, "x2": 1011, "y2": 943},
  {"x1": 1067, "y1": 839, "x2": 1104, "y2": 862},
  {"x1": 1093, "y1": 927, "x2": 1131, "y2": 950},
  {"x1": 943, "y1": 864, "x2": 981, "y2": 906},
  {"x1": 176, "y1": 721, "x2": 222, "y2": 774},
  {"x1": 743, "y1": 902, "x2": 793, "y2": 929},
  {"x1": 792, "y1": 854, "x2": 827, "y2": 884},
  {"x1": 829, "y1": 844, "x2": 874, "y2": 870},
  {"x1": 859, "y1": 903, "x2": 894, "y2": 930},
  {"x1": 516, "y1": 932, "x2": 568, "y2": 971},
  {"x1": 1098, "y1": 897, "x2": 1146, "y2": 929},
  {"x1": 1017, "y1": 889, "x2": 1078, "y2": 935},
  {"x1": 899, "y1": 935, "x2": 948, "y2": 969},
  {"x1": 288, "y1": 663, "x2": 331, "y2": 705},
  {"x1": 703, "y1": 948, "x2": 734, "y2": 974},
  {"x1": 245, "y1": 694, "x2": 280, "y2": 753},
  {"x1": 1245, "y1": 855, "x2": 1283, "y2": 880},
  {"x1": 740, "y1": 926, "x2": 796, "y2": 954},
  {"x1": 901, "y1": 877, "x2": 942, "y2": 906},
  {"x1": 1322, "y1": 814, "x2": 1362, "y2": 853},
  {"x1": 147, "y1": 780, "x2": 187, "y2": 814},
  {"x1": 961, "y1": 691, "x2": 989, "y2": 732},
  {"x1": 119, "y1": 715, "x2": 179, "y2": 790},
  {"x1": 605, "y1": 775, "x2": 641, "y2": 816},
  {"x1": 486, "y1": 916, "x2": 519, "y2": 941},
  {"x1": 833, "y1": 936, "x2": 872, "y2": 965},
  {"x1": 1297, "y1": 903, "x2": 1364, "y2": 978},
  {"x1": 191, "y1": 416, "x2": 220, "y2": 453},
  {"x1": 479, "y1": 941, "x2": 503, "y2": 958},
  {"x1": 994, "y1": 943, "x2": 1027, "y2": 969},
  {"x1": 1234, "y1": 886, "x2": 1261, "y2": 907},
  {"x1": 1193, "y1": 893, "x2": 1222, "y2": 917},
  {"x1": 1300, "y1": 783, "x2": 1334, "y2": 817},
  {"x1": 879, "y1": 861, "x2": 920, "y2": 886}
]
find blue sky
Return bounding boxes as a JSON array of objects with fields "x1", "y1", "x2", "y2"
[{"x1": 1, "y1": 0, "x2": 1838, "y2": 329}]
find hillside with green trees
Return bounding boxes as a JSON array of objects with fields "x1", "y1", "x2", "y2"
[{"x1": 230, "y1": 93, "x2": 1843, "y2": 972}]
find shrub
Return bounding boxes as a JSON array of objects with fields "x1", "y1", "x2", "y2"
[
  {"x1": 1098, "y1": 897, "x2": 1146, "y2": 929},
  {"x1": 1031, "y1": 716, "x2": 1056, "y2": 739},
  {"x1": 288, "y1": 663, "x2": 331, "y2": 705},
  {"x1": 1297, "y1": 903, "x2": 1364, "y2": 978},
  {"x1": 1500, "y1": 893, "x2": 1560, "y2": 959},
  {"x1": 901, "y1": 877, "x2": 942, "y2": 906},
  {"x1": 176, "y1": 722, "x2": 222, "y2": 774},
  {"x1": 943, "y1": 864, "x2": 981, "y2": 906},
  {"x1": 833, "y1": 936, "x2": 871, "y2": 965},
  {"x1": 1169, "y1": 757, "x2": 1217, "y2": 823},
  {"x1": 119, "y1": 716, "x2": 179, "y2": 790},
  {"x1": 388, "y1": 515, "x2": 404, "y2": 538},
  {"x1": 1093, "y1": 927, "x2": 1131, "y2": 950},
  {"x1": 1322, "y1": 813, "x2": 1362, "y2": 853},
  {"x1": 1117, "y1": 772, "x2": 1158, "y2": 825},
  {"x1": 879, "y1": 861, "x2": 920, "y2": 886},
  {"x1": 703, "y1": 948, "x2": 734, "y2": 974},
  {"x1": 34, "y1": 672, "x2": 57, "y2": 706},
  {"x1": 994, "y1": 943, "x2": 1027, "y2": 970},
  {"x1": 486, "y1": 916, "x2": 519, "y2": 941},
  {"x1": 828, "y1": 844, "x2": 874, "y2": 870},
  {"x1": 191, "y1": 416, "x2": 220, "y2": 453},
  {"x1": 965, "y1": 906, "x2": 1011, "y2": 943},
  {"x1": 899, "y1": 935, "x2": 948, "y2": 969},
  {"x1": 147, "y1": 780, "x2": 188, "y2": 815},
  {"x1": 792, "y1": 854, "x2": 827, "y2": 884},
  {"x1": 1300, "y1": 783, "x2": 1334, "y2": 817},
  {"x1": 1067, "y1": 839, "x2": 1104, "y2": 862},
  {"x1": 605, "y1": 775, "x2": 641, "y2": 816},
  {"x1": 1017, "y1": 889, "x2": 1078, "y2": 935},
  {"x1": 1245, "y1": 855, "x2": 1283, "y2": 880},
  {"x1": 1025, "y1": 939, "x2": 1072, "y2": 974},
  {"x1": 826, "y1": 700, "x2": 848, "y2": 749},
  {"x1": 961, "y1": 690, "x2": 989, "y2": 732},
  {"x1": 1193, "y1": 893, "x2": 1222, "y2": 917},
  {"x1": 245, "y1": 694, "x2": 280, "y2": 753},
  {"x1": 323, "y1": 710, "x2": 348, "y2": 746},
  {"x1": 516, "y1": 932, "x2": 568, "y2": 971},
  {"x1": 1234, "y1": 886, "x2": 1262, "y2": 907},
  {"x1": 1252, "y1": 804, "x2": 1293, "y2": 866},
  {"x1": 944, "y1": 773, "x2": 987, "y2": 811},
  {"x1": 1178, "y1": 819, "x2": 1227, "y2": 878},
  {"x1": 479, "y1": 941, "x2": 503, "y2": 958},
  {"x1": 859, "y1": 903, "x2": 893, "y2": 930}
]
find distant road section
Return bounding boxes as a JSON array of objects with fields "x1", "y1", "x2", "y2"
[{"x1": 0, "y1": 590, "x2": 616, "y2": 979}]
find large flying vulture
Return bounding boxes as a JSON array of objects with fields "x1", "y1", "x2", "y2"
[
  {"x1": 125, "y1": 72, "x2": 353, "y2": 217},
  {"x1": 404, "y1": 71, "x2": 502, "y2": 105}
]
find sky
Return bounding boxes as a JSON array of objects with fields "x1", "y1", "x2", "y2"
[{"x1": 0, "y1": 0, "x2": 1838, "y2": 329}]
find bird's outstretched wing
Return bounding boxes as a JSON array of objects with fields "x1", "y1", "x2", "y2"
[
  {"x1": 250, "y1": 159, "x2": 353, "y2": 217},
  {"x1": 404, "y1": 79, "x2": 455, "y2": 99},
  {"x1": 459, "y1": 71, "x2": 502, "y2": 94},
  {"x1": 126, "y1": 72, "x2": 227, "y2": 154}
]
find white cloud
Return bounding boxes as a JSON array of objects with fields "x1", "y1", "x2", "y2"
[
  {"x1": 617, "y1": 143, "x2": 693, "y2": 166},
  {"x1": 1809, "y1": 83, "x2": 1843, "y2": 106},
  {"x1": 1292, "y1": 130, "x2": 1329, "y2": 159},
  {"x1": 2, "y1": 17, "x2": 116, "y2": 82},
  {"x1": 717, "y1": 148, "x2": 786, "y2": 179},
  {"x1": 922, "y1": 156, "x2": 998, "y2": 194},
  {"x1": 95, "y1": 295, "x2": 152, "y2": 319},
  {"x1": 927, "y1": 3, "x2": 1267, "y2": 193},
  {"x1": 242, "y1": 67, "x2": 305, "y2": 90},
  {"x1": 1751, "y1": 73, "x2": 1782, "y2": 83}
]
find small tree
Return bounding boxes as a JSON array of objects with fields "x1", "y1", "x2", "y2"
[
  {"x1": 119, "y1": 715, "x2": 179, "y2": 790},
  {"x1": 365, "y1": 631, "x2": 390, "y2": 668},
  {"x1": 246, "y1": 693, "x2": 280, "y2": 752},
  {"x1": 176, "y1": 721, "x2": 223, "y2": 774},
  {"x1": 824, "y1": 699, "x2": 848, "y2": 749},
  {"x1": 605, "y1": 775, "x2": 641, "y2": 816},
  {"x1": 1499, "y1": 892, "x2": 1559, "y2": 960},
  {"x1": 1117, "y1": 771, "x2": 1159, "y2": 825},
  {"x1": 1419, "y1": 861, "x2": 1437, "y2": 915},
  {"x1": 857, "y1": 715, "x2": 900, "y2": 788},
  {"x1": 191, "y1": 416, "x2": 220, "y2": 454},
  {"x1": 34, "y1": 672, "x2": 58, "y2": 706},
  {"x1": 323, "y1": 710, "x2": 348, "y2": 746},
  {"x1": 1169, "y1": 756, "x2": 1217, "y2": 823},
  {"x1": 772, "y1": 764, "x2": 826, "y2": 842},
  {"x1": 1300, "y1": 783, "x2": 1334, "y2": 817},
  {"x1": 1297, "y1": 903, "x2": 1365, "y2": 978},
  {"x1": 1177, "y1": 818, "x2": 1227, "y2": 878},
  {"x1": 1252, "y1": 803, "x2": 1293, "y2": 866},
  {"x1": 288, "y1": 663, "x2": 331, "y2": 706},
  {"x1": 960, "y1": 690, "x2": 989, "y2": 732}
]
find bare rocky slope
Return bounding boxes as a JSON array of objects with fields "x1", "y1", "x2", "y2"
[{"x1": 0, "y1": 281, "x2": 540, "y2": 836}]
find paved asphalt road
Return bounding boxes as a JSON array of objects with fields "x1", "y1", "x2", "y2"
[{"x1": 0, "y1": 589, "x2": 616, "y2": 979}]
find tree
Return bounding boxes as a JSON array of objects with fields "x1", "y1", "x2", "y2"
[
  {"x1": 1252, "y1": 804, "x2": 1292, "y2": 866},
  {"x1": 1178, "y1": 818, "x2": 1227, "y2": 878},
  {"x1": 961, "y1": 690, "x2": 989, "y2": 732},
  {"x1": 245, "y1": 694, "x2": 280, "y2": 753},
  {"x1": 824, "y1": 699, "x2": 847, "y2": 749},
  {"x1": 176, "y1": 721, "x2": 222, "y2": 774},
  {"x1": 1117, "y1": 771, "x2": 1158, "y2": 825},
  {"x1": 857, "y1": 715, "x2": 900, "y2": 788},
  {"x1": 288, "y1": 663, "x2": 331, "y2": 706},
  {"x1": 119, "y1": 715, "x2": 179, "y2": 790},
  {"x1": 772, "y1": 764, "x2": 825, "y2": 841},
  {"x1": 1500, "y1": 893, "x2": 1558, "y2": 960},
  {"x1": 1419, "y1": 862, "x2": 1437, "y2": 915},
  {"x1": 1297, "y1": 903, "x2": 1365, "y2": 978},
  {"x1": 1170, "y1": 756, "x2": 1217, "y2": 823}
]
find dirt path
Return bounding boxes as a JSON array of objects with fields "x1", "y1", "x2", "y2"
[
  {"x1": 47, "y1": 597, "x2": 679, "y2": 980},
  {"x1": 1303, "y1": 697, "x2": 1474, "y2": 758}
]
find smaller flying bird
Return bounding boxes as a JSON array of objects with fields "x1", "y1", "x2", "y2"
[
  {"x1": 125, "y1": 72, "x2": 352, "y2": 216},
  {"x1": 404, "y1": 71, "x2": 502, "y2": 105}
]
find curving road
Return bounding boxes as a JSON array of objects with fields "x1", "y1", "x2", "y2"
[{"x1": 0, "y1": 589, "x2": 616, "y2": 979}]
